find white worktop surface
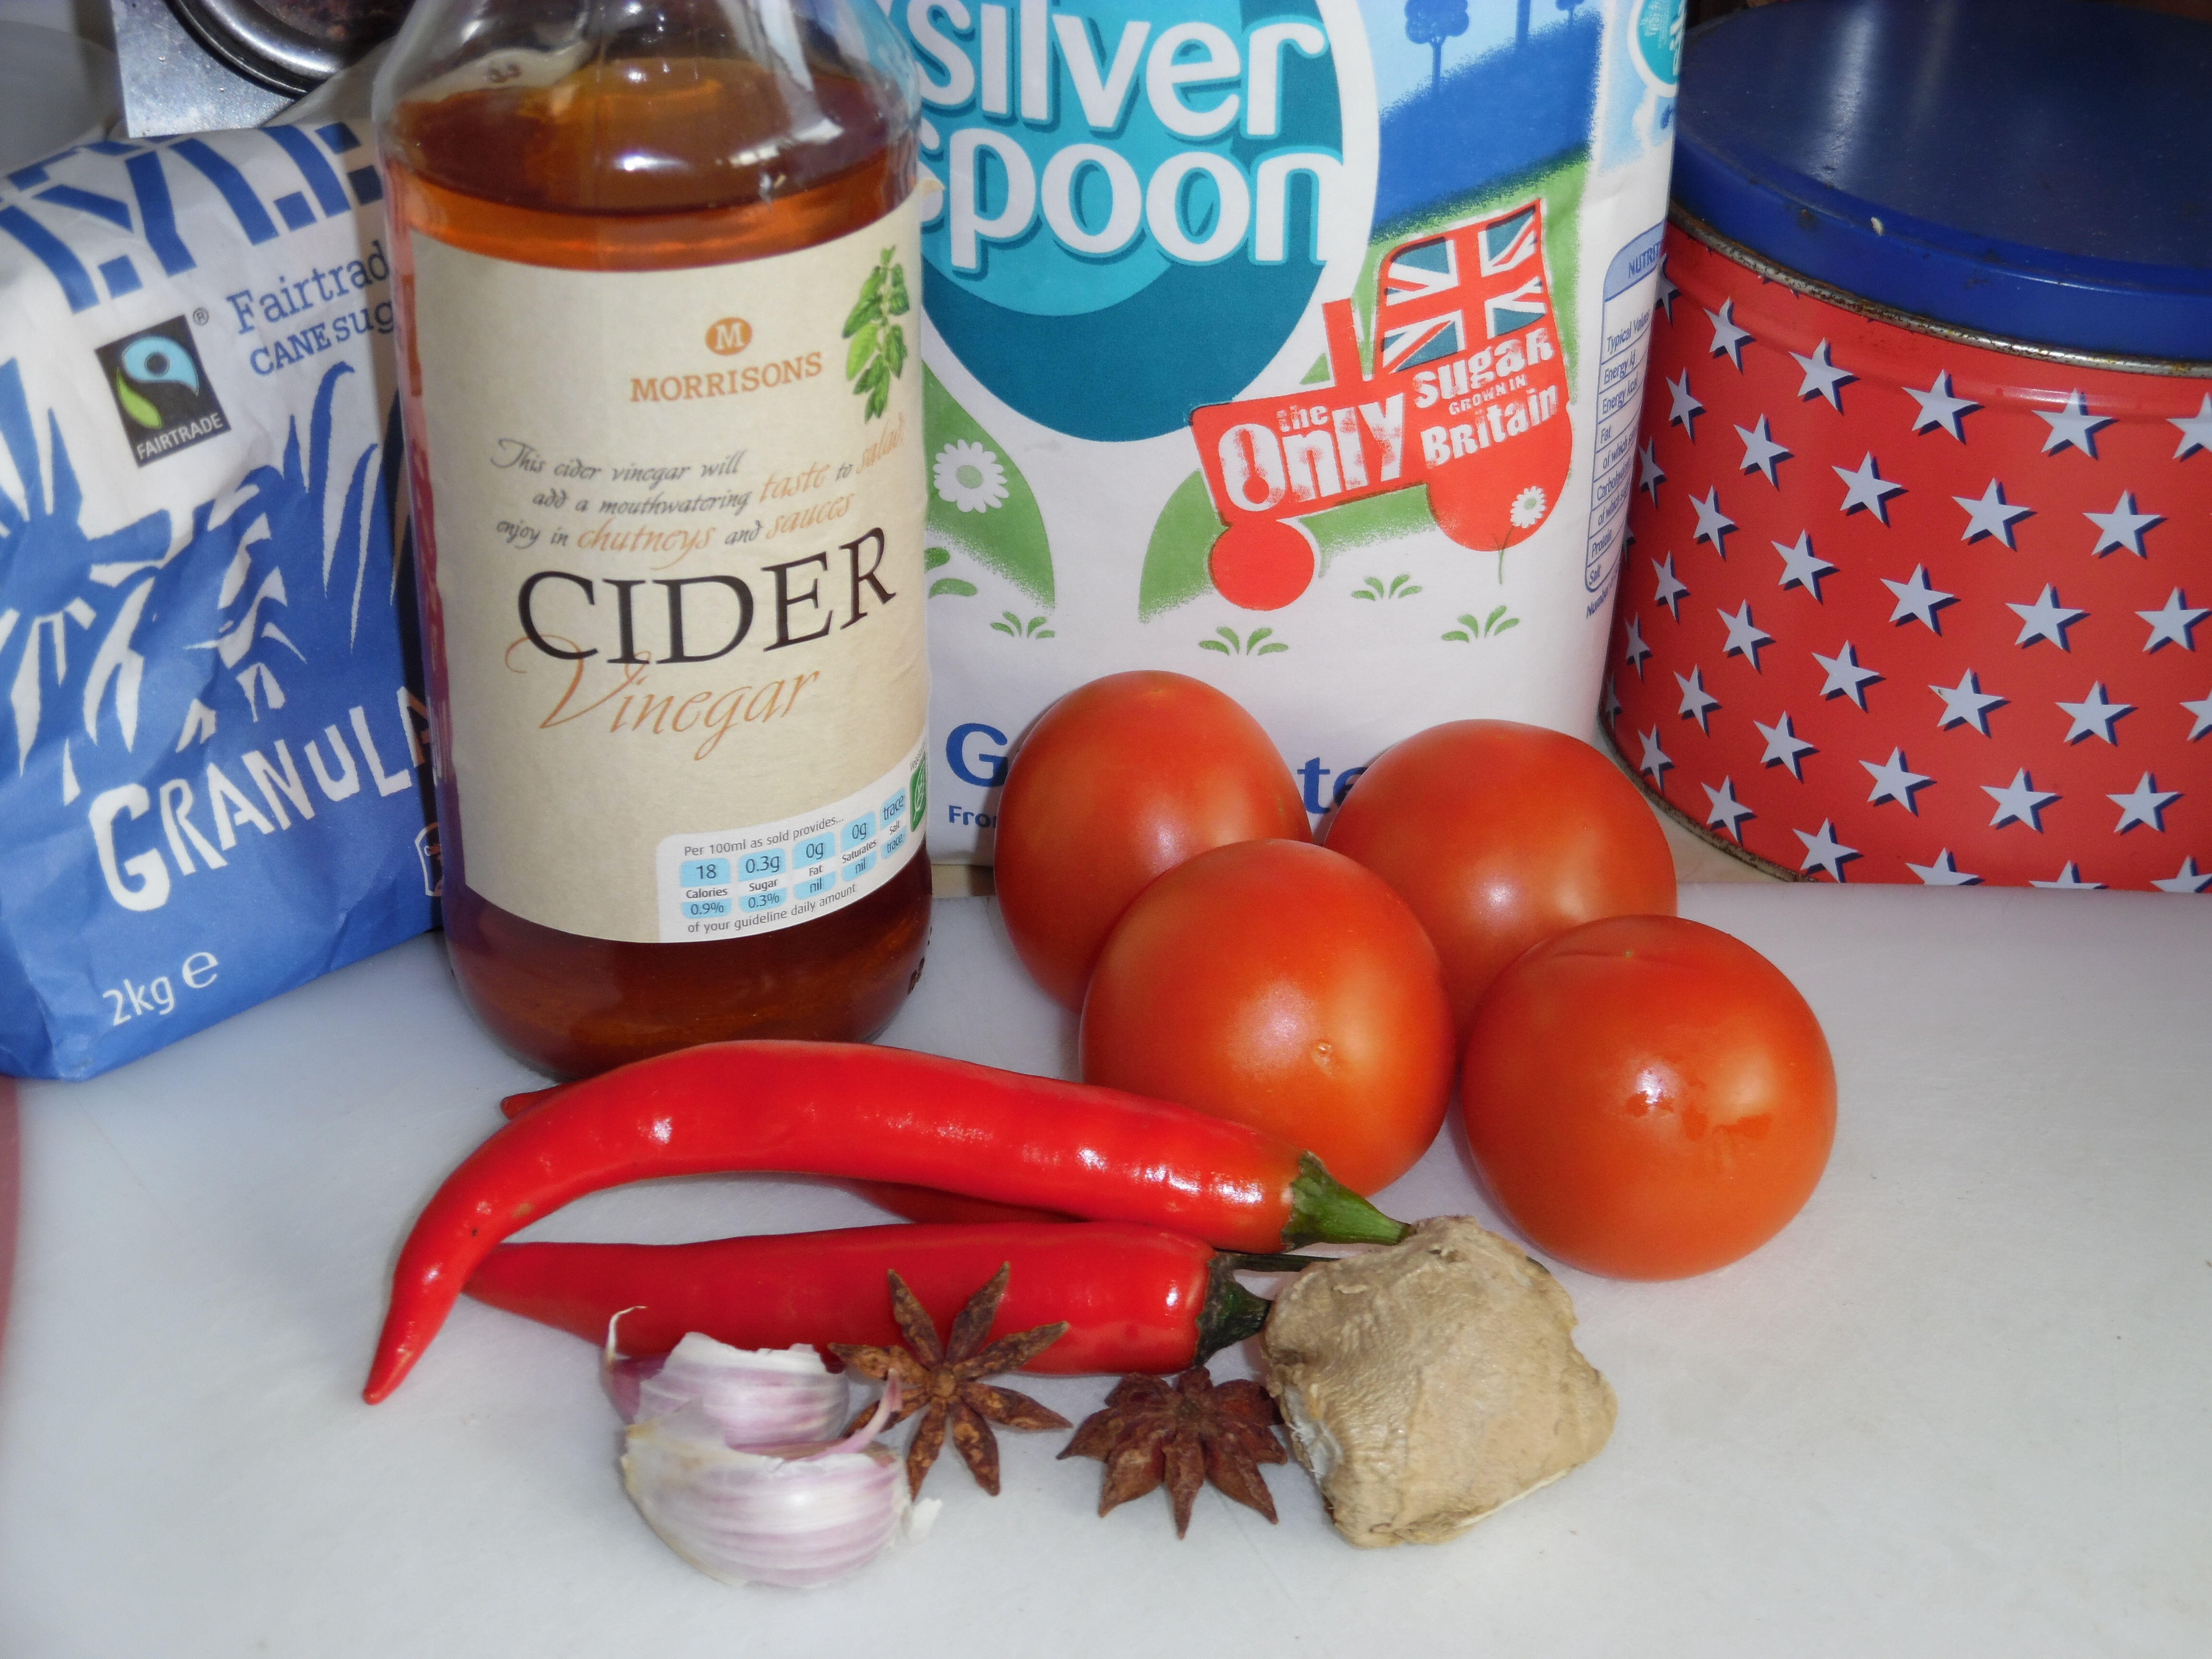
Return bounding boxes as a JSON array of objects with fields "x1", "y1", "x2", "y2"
[{"x1": 2, "y1": 886, "x2": 2208, "y2": 1656}]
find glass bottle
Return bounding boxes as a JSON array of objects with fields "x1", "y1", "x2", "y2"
[{"x1": 374, "y1": 0, "x2": 930, "y2": 1078}]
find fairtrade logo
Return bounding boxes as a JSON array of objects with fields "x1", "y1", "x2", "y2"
[
  {"x1": 901, "y1": 0, "x2": 1354, "y2": 443},
  {"x1": 705, "y1": 317, "x2": 754, "y2": 355},
  {"x1": 94, "y1": 317, "x2": 229, "y2": 467}
]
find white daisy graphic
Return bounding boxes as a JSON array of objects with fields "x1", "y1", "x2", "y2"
[
  {"x1": 1509, "y1": 485, "x2": 1549, "y2": 529},
  {"x1": 932, "y1": 440, "x2": 1009, "y2": 514}
]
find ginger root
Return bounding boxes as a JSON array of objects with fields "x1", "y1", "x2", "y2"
[{"x1": 1261, "y1": 1217, "x2": 1616, "y2": 1548}]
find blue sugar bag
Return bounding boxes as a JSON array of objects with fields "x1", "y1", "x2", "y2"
[{"x1": 0, "y1": 125, "x2": 434, "y2": 1080}]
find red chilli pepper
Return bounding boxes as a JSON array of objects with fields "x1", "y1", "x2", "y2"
[
  {"x1": 365, "y1": 1040, "x2": 1405, "y2": 1402},
  {"x1": 467, "y1": 1222, "x2": 1308, "y2": 1375},
  {"x1": 500, "y1": 1092, "x2": 1070, "y2": 1226}
]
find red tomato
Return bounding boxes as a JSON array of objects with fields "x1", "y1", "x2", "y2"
[
  {"x1": 1323, "y1": 720, "x2": 1676, "y2": 1032},
  {"x1": 995, "y1": 672, "x2": 1310, "y2": 1009},
  {"x1": 1080, "y1": 840, "x2": 1455, "y2": 1195},
  {"x1": 1459, "y1": 914, "x2": 1836, "y2": 1279}
]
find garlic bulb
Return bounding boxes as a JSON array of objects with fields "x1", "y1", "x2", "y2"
[{"x1": 613, "y1": 1328, "x2": 935, "y2": 1589}]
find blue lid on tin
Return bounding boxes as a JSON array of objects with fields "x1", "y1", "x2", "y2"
[{"x1": 1672, "y1": 0, "x2": 2212, "y2": 361}]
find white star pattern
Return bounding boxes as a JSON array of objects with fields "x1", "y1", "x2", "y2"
[
  {"x1": 1773, "y1": 532, "x2": 1836, "y2": 601},
  {"x1": 1905, "y1": 369, "x2": 1977, "y2": 440},
  {"x1": 1955, "y1": 479, "x2": 2034, "y2": 546},
  {"x1": 2035, "y1": 390, "x2": 2112, "y2": 458},
  {"x1": 1755, "y1": 711, "x2": 1818, "y2": 777},
  {"x1": 1666, "y1": 368, "x2": 1703, "y2": 438},
  {"x1": 2085, "y1": 492, "x2": 2160, "y2": 557},
  {"x1": 1862, "y1": 748, "x2": 1935, "y2": 813},
  {"x1": 1719, "y1": 601, "x2": 1773, "y2": 669},
  {"x1": 1612, "y1": 270, "x2": 2212, "y2": 895},
  {"x1": 1906, "y1": 848, "x2": 1981, "y2": 886},
  {"x1": 1795, "y1": 819, "x2": 1859, "y2": 880},
  {"x1": 1676, "y1": 664, "x2": 1721, "y2": 732},
  {"x1": 2152, "y1": 857, "x2": 2212, "y2": 894},
  {"x1": 1623, "y1": 613, "x2": 1652, "y2": 676},
  {"x1": 1737, "y1": 415, "x2": 1791, "y2": 485},
  {"x1": 1703, "y1": 776, "x2": 1754, "y2": 840},
  {"x1": 2172, "y1": 394, "x2": 2212, "y2": 460},
  {"x1": 2010, "y1": 585, "x2": 2088, "y2": 650},
  {"x1": 1884, "y1": 565, "x2": 1957, "y2": 632},
  {"x1": 1814, "y1": 641, "x2": 1883, "y2": 708},
  {"x1": 1690, "y1": 488, "x2": 1737, "y2": 556},
  {"x1": 1932, "y1": 670, "x2": 2006, "y2": 734},
  {"x1": 2108, "y1": 773, "x2": 2180, "y2": 833},
  {"x1": 1984, "y1": 769, "x2": 2060, "y2": 831},
  {"x1": 2031, "y1": 863, "x2": 2104, "y2": 890},
  {"x1": 1707, "y1": 299, "x2": 1752, "y2": 370},
  {"x1": 1791, "y1": 339, "x2": 1854, "y2": 409},
  {"x1": 2138, "y1": 589, "x2": 2207, "y2": 653},
  {"x1": 2056, "y1": 682, "x2": 2131, "y2": 745},
  {"x1": 1834, "y1": 452, "x2": 1906, "y2": 523}
]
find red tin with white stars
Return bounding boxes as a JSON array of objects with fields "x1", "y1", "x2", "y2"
[{"x1": 1604, "y1": 219, "x2": 2212, "y2": 892}]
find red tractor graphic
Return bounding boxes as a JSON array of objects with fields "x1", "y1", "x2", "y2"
[{"x1": 1189, "y1": 200, "x2": 1574, "y2": 610}]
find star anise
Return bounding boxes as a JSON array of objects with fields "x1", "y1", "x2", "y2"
[
  {"x1": 830, "y1": 1264, "x2": 1070, "y2": 1498},
  {"x1": 1060, "y1": 1366, "x2": 1288, "y2": 1537}
]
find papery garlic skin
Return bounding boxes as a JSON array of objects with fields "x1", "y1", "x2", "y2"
[{"x1": 622, "y1": 1402, "x2": 935, "y2": 1590}]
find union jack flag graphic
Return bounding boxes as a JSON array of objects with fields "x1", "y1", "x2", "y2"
[{"x1": 1377, "y1": 204, "x2": 1552, "y2": 375}]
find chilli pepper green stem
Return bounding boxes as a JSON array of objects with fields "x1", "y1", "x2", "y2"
[{"x1": 365, "y1": 1040, "x2": 1406, "y2": 1401}]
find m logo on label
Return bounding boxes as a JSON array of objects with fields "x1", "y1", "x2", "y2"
[{"x1": 706, "y1": 317, "x2": 754, "y2": 356}]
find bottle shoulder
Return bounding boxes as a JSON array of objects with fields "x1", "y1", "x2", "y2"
[{"x1": 374, "y1": 0, "x2": 919, "y2": 221}]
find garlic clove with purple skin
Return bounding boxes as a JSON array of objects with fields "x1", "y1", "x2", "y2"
[
  {"x1": 628, "y1": 1336, "x2": 858, "y2": 1451},
  {"x1": 614, "y1": 1333, "x2": 935, "y2": 1589},
  {"x1": 609, "y1": 1330, "x2": 853, "y2": 1447},
  {"x1": 621, "y1": 1406, "x2": 930, "y2": 1588}
]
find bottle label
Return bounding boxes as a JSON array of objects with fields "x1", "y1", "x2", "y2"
[{"x1": 409, "y1": 199, "x2": 926, "y2": 943}]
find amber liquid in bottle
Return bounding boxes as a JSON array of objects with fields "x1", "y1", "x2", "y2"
[{"x1": 384, "y1": 56, "x2": 929, "y2": 1078}]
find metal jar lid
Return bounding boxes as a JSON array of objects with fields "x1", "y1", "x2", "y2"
[{"x1": 1671, "y1": 0, "x2": 2212, "y2": 361}]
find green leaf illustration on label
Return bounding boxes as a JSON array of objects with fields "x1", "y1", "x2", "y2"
[
  {"x1": 843, "y1": 248, "x2": 910, "y2": 421},
  {"x1": 1197, "y1": 625, "x2": 1289, "y2": 657},
  {"x1": 924, "y1": 367, "x2": 1053, "y2": 606},
  {"x1": 1352, "y1": 574, "x2": 1423, "y2": 601},
  {"x1": 1442, "y1": 606, "x2": 1520, "y2": 641},
  {"x1": 114, "y1": 373, "x2": 161, "y2": 431},
  {"x1": 1140, "y1": 472, "x2": 1229, "y2": 621},
  {"x1": 924, "y1": 546, "x2": 979, "y2": 598}
]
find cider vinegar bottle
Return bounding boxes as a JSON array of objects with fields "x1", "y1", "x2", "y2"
[{"x1": 374, "y1": 0, "x2": 930, "y2": 1077}]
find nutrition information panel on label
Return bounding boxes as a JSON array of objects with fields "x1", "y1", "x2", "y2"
[{"x1": 654, "y1": 742, "x2": 925, "y2": 942}]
